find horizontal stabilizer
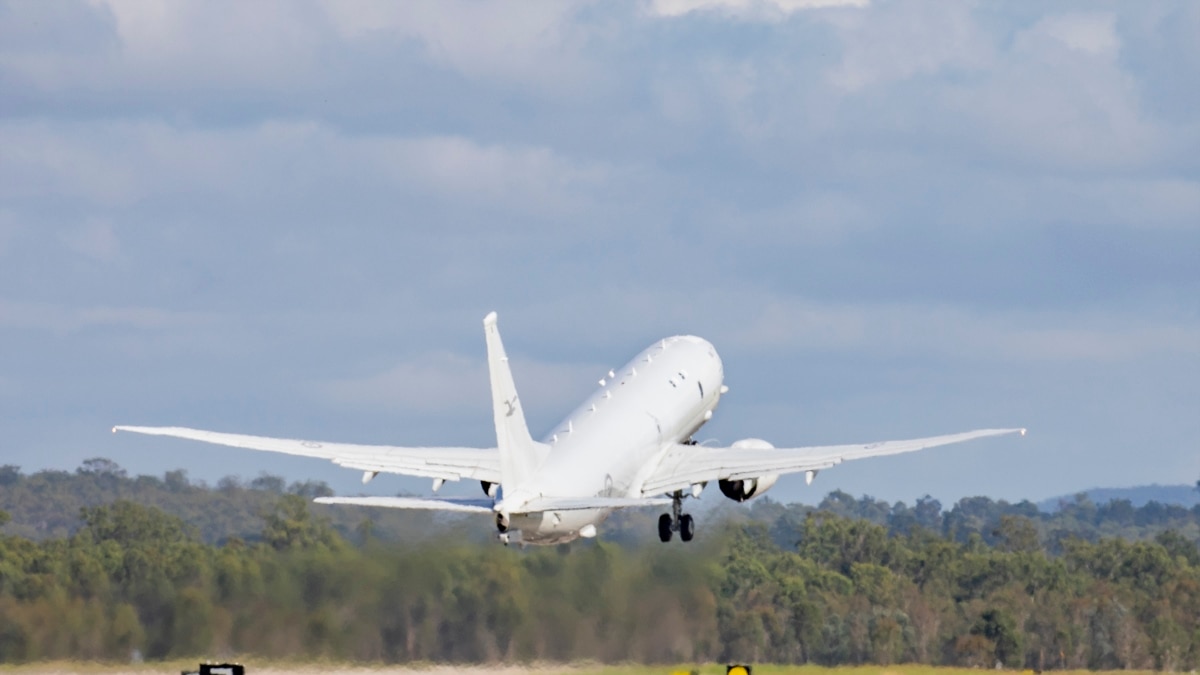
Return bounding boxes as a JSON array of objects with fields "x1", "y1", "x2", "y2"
[
  {"x1": 516, "y1": 496, "x2": 672, "y2": 513},
  {"x1": 314, "y1": 496, "x2": 494, "y2": 513}
]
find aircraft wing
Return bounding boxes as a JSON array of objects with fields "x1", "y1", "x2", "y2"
[
  {"x1": 113, "y1": 425, "x2": 501, "y2": 484},
  {"x1": 641, "y1": 428, "x2": 1026, "y2": 496}
]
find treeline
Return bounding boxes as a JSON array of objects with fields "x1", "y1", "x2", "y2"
[
  {"x1": 0, "y1": 500, "x2": 1197, "y2": 668},
  {"x1": 747, "y1": 489, "x2": 1200, "y2": 552},
  {"x1": 5, "y1": 460, "x2": 1200, "y2": 547},
  {"x1": 0, "y1": 460, "x2": 1198, "y2": 668},
  {"x1": 0, "y1": 459, "x2": 468, "y2": 545}
]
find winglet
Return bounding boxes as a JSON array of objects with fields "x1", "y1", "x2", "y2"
[{"x1": 483, "y1": 312, "x2": 544, "y2": 492}]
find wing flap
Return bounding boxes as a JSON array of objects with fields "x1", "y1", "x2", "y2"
[
  {"x1": 113, "y1": 425, "x2": 502, "y2": 483},
  {"x1": 642, "y1": 428, "x2": 1026, "y2": 496}
]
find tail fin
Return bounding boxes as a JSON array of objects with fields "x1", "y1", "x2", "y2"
[{"x1": 483, "y1": 312, "x2": 546, "y2": 491}]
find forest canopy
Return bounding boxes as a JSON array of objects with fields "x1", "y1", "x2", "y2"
[{"x1": 0, "y1": 460, "x2": 1198, "y2": 669}]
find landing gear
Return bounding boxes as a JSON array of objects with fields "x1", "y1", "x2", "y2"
[
  {"x1": 496, "y1": 512, "x2": 513, "y2": 546},
  {"x1": 657, "y1": 491, "x2": 696, "y2": 543}
]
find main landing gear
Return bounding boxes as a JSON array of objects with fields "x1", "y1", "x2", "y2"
[{"x1": 658, "y1": 490, "x2": 695, "y2": 543}]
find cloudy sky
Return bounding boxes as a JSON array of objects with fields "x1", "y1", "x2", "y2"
[{"x1": 2, "y1": 0, "x2": 1197, "y2": 508}]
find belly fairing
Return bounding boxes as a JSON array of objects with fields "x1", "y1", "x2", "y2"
[{"x1": 510, "y1": 508, "x2": 611, "y2": 545}]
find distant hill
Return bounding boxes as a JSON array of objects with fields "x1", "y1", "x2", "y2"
[{"x1": 1040, "y1": 484, "x2": 1200, "y2": 510}]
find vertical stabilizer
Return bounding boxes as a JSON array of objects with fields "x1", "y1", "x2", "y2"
[{"x1": 483, "y1": 312, "x2": 545, "y2": 491}]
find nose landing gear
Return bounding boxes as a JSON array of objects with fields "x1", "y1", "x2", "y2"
[
  {"x1": 496, "y1": 512, "x2": 516, "y2": 546},
  {"x1": 657, "y1": 490, "x2": 695, "y2": 543}
]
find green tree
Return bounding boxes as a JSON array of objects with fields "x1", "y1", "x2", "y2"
[
  {"x1": 972, "y1": 608, "x2": 1023, "y2": 667},
  {"x1": 994, "y1": 515, "x2": 1041, "y2": 553},
  {"x1": 261, "y1": 495, "x2": 343, "y2": 551},
  {"x1": 0, "y1": 465, "x2": 20, "y2": 487},
  {"x1": 78, "y1": 501, "x2": 195, "y2": 547}
]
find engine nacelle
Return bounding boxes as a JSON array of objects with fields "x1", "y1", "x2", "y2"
[
  {"x1": 480, "y1": 480, "x2": 499, "y2": 498},
  {"x1": 718, "y1": 438, "x2": 780, "y2": 502}
]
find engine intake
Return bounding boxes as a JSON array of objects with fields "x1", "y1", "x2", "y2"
[{"x1": 718, "y1": 438, "x2": 780, "y2": 502}]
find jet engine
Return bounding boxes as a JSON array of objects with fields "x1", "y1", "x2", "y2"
[
  {"x1": 480, "y1": 480, "x2": 499, "y2": 497},
  {"x1": 718, "y1": 438, "x2": 780, "y2": 502}
]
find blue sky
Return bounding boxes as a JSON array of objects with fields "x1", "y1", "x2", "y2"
[{"x1": 1, "y1": 0, "x2": 1197, "y2": 506}]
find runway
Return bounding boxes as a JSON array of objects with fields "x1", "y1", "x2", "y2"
[{"x1": 3, "y1": 665, "x2": 631, "y2": 675}]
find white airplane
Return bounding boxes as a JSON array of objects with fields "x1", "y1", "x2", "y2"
[{"x1": 115, "y1": 312, "x2": 1025, "y2": 545}]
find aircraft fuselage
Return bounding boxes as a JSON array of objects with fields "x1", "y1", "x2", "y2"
[{"x1": 510, "y1": 335, "x2": 724, "y2": 544}]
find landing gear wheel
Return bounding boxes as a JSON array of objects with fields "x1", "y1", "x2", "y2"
[
  {"x1": 679, "y1": 513, "x2": 695, "y2": 542},
  {"x1": 657, "y1": 513, "x2": 673, "y2": 542}
]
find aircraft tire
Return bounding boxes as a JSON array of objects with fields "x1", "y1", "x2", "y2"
[
  {"x1": 679, "y1": 514, "x2": 695, "y2": 542},
  {"x1": 657, "y1": 513, "x2": 673, "y2": 542}
]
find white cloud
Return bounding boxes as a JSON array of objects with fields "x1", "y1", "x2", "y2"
[
  {"x1": 1033, "y1": 12, "x2": 1120, "y2": 57},
  {"x1": 5, "y1": 1, "x2": 606, "y2": 100},
  {"x1": 804, "y1": 5, "x2": 1171, "y2": 177},
  {"x1": 919, "y1": 170, "x2": 1200, "y2": 233},
  {"x1": 0, "y1": 2, "x2": 115, "y2": 91},
  {"x1": 708, "y1": 189, "x2": 878, "y2": 243},
  {"x1": 0, "y1": 299, "x2": 217, "y2": 335},
  {"x1": 648, "y1": 0, "x2": 867, "y2": 21},
  {"x1": 372, "y1": 135, "x2": 608, "y2": 213},
  {"x1": 0, "y1": 210, "x2": 18, "y2": 256},
  {"x1": 319, "y1": 351, "x2": 603, "y2": 422},
  {"x1": 0, "y1": 120, "x2": 608, "y2": 218},
  {"x1": 826, "y1": 2, "x2": 991, "y2": 92},
  {"x1": 2, "y1": 1, "x2": 1198, "y2": 502},
  {"x1": 320, "y1": 351, "x2": 487, "y2": 416},
  {"x1": 0, "y1": 121, "x2": 143, "y2": 206},
  {"x1": 320, "y1": 1, "x2": 596, "y2": 89},
  {"x1": 82, "y1": 0, "x2": 324, "y2": 88},
  {"x1": 480, "y1": 288, "x2": 1200, "y2": 372},
  {"x1": 58, "y1": 218, "x2": 121, "y2": 262},
  {"x1": 728, "y1": 299, "x2": 1200, "y2": 363},
  {"x1": 1042, "y1": 177, "x2": 1200, "y2": 230}
]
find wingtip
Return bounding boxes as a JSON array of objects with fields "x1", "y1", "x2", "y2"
[
  {"x1": 111, "y1": 426, "x2": 118, "y2": 434},
  {"x1": 1020, "y1": 428, "x2": 1027, "y2": 436},
  {"x1": 483, "y1": 311, "x2": 498, "y2": 326}
]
